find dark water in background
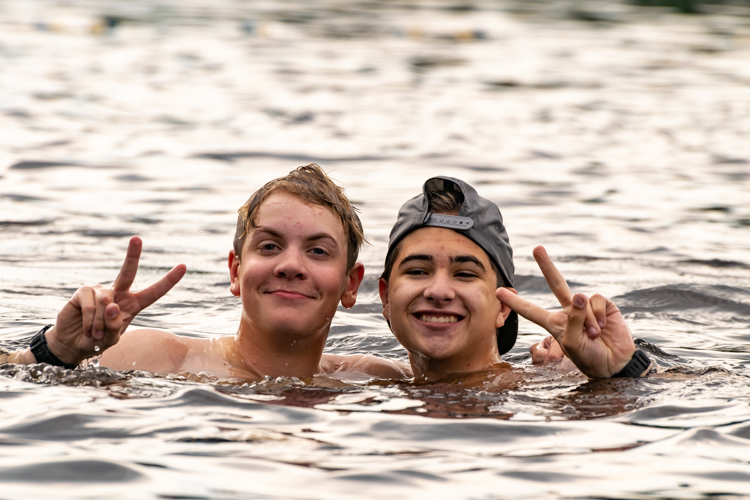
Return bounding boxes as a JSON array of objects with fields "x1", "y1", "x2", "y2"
[{"x1": 1, "y1": 0, "x2": 750, "y2": 498}]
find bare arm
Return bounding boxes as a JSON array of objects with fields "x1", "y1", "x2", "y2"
[
  {"x1": 99, "y1": 328, "x2": 189, "y2": 373},
  {"x1": 5, "y1": 237, "x2": 186, "y2": 368},
  {"x1": 323, "y1": 354, "x2": 412, "y2": 380}
]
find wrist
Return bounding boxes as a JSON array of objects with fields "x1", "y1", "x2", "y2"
[
  {"x1": 10, "y1": 348, "x2": 39, "y2": 365},
  {"x1": 29, "y1": 325, "x2": 78, "y2": 369},
  {"x1": 611, "y1": 349, "x2": 651, "y2": 378},
  {"x1": 44, "y1": 325, "x2": 84, "y2": 365}
]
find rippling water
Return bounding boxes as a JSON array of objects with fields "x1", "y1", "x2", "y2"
[{"x1": 2, "y1": 0, "x2": 750, "y2": 498}]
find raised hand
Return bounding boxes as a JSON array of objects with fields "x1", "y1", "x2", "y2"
[
  {"x1": 44, "y1": 236, "x2": 187, "y2": 366},
  {"x1": 496, "y1": 246, "x2": 636, "y2": 378}
]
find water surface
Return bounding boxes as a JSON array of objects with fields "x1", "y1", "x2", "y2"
[{"x1": 1, "y1": 1, "x2": 750, "y2": 498}]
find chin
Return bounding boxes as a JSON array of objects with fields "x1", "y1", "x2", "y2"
[
  {"x1": 413, "y1": 338, "x2": 459, "y2": 362},
  {"x1": 256, "y1": 313, "x2": 318, "y2": 336}
]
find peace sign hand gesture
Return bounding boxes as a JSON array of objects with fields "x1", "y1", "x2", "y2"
[
  {"x1": 496, "y1": 246, "x2": 636, "y2": 378},
  {"x1": 44, "y1": 237, "x2": 187, "y2": 366}
]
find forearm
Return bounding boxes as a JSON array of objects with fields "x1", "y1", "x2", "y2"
[
  {"x1": 0, "y1": 347, "x2": 39, "y2": 365},
  {"x1": 1, "y1": 325, "x2": 81, "y2": 369}
]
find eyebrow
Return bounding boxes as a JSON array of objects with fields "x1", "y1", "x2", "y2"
[
  {"x1": 307, "y1": 233, "x2": 338, "y2": 244},
  {"x1": 253, "y1": 228, "x2": 339, "y2": 245},
  {"x1": 398, "y1": 254, "x2": 432, "y2": 267},
  {"x1": 253, "y1": 228, "x2": 283, "y2": 239},
  {"x1": 453, "y1": 255, "x2": 486, "y2": 271}
]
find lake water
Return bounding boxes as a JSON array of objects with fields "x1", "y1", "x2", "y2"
[{"x1": 1, "y1": 0, "x2": 750, "y2": 498}]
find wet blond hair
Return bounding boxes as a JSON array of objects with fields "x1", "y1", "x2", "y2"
[{"x1": 233, "y1": 164, "x2": 364, "y2": 270}]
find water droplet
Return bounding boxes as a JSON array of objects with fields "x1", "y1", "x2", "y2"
[{"x1": 94, "y1": 345, "x2": 101, "y2": 352}]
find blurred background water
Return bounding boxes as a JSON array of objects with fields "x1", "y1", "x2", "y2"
[{"x1": 1, "y1": 0, "x2": 750, "y2": 498}]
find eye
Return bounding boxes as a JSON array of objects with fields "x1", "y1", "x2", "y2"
[
  {"x1": 259, "y1": 242, "x2": 280, "y2": 253},
  {"x1": 455, "y1": 270, "x2": 478, "y2": 279},
  {"x1": 404, "y1": 268, "x2": 428, "y2": 276},
  {"x1": 309, "y1": 247, "x2": 329, "y2": 257}
]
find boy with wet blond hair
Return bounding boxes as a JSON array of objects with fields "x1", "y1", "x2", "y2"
[{"x1": 12, "y1": 165, "x2": 408, "y2": 381}]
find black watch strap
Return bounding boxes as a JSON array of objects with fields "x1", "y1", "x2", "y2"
[
  {"x1": 612, "y1": 349, "x2": 651, "y2": 378},
  {"x1": 29, "y1": 325, "x2": 77, "y2": 370}
]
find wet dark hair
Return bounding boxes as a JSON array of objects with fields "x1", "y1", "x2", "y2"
[{"x1": 234, "y1": 164, "x2": 364, "y2": 270}]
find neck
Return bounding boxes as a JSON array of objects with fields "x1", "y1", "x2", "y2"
[
  {"x1": 233, "y1": 317, "x2": 329, "y2": 379},
  {"x1": 408, "y1": 347, "x2": 501, "y2": 381}
]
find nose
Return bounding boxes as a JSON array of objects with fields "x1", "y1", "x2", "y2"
[
  {"x1": 423, "y1": 270, "x2": 455, "y2": 303},
  {"x1": 274, "y1": 248, "x2": 306, "y2": 279}
]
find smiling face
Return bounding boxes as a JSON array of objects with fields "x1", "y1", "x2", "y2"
[
  {"x1": 379, "y1": 227, "x2": 511, "y2": 378},
  {"x1": 230, "y1": 191, "x2": 363, "y2": 343}
]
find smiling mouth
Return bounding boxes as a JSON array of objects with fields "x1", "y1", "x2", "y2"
[
  {"x1": 268, "y1": 290, "x2": 312, "y2": 299},
  {"x1": 416, "y1": 314, "x2": 462, "y2": 324}
]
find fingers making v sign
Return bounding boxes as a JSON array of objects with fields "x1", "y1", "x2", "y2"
[
  {"x1": 496, "y1": 246, "x2": 636, "y2": 378},
  {"x1": 44, "y1": 236, "x2": 187, "y2": 366}
]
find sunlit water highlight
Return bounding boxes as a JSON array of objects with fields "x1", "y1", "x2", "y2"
[{"x1": 1, "y1": 0, "x2": 750, "y2": 498}]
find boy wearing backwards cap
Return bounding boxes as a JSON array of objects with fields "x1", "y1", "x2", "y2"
[
  {"x1": 378, "y1": 177, "x2": 652, "y2": 380},
  {"x1": 8, "y1": 165, "x2": 408, "y2": 380}
]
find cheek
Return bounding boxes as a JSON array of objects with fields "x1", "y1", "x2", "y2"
[
  {"x1": 242, "y1": 265, "x2": 266, "y2": 285},
  {"x1": 315, "y1": 263, "x2": 349, "y2": 296},
  {"x1": 239, "y1": 260, "x2": 274, "y2": 290},
  {"x1": 465, "y1": 288, "x2": 501, "y2": 319},
  {"x1": 388, "y1": 284, "x2": 415, "y2": 314}
]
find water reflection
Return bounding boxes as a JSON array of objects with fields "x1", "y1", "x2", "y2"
[{"x1": 2, "y1": 0, "x2": 750, "y2": 498}]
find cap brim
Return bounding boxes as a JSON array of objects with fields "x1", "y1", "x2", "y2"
[{"x1": 496, "y1": 310, "x2": 518, "y2": 355}]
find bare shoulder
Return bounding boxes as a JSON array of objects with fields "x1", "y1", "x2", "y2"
[
  {"x1": 99, "y1": 329, "x2": 197, "y2": 374},
  {"x1": 321, "y1": 353, "x2": 411, "y2": 380}
]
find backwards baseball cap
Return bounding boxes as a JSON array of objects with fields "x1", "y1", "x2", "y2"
[{"x1": 384, "y1": 177, "x2": 518, "y2": 355}]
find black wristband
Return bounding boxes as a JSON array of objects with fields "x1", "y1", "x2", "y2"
[
  {"x1": 29, "y1": 325, "x2": 77, "y2": 370},
  {"x1": 612, "y1": 349, "x2": 651, "y2": 378}
]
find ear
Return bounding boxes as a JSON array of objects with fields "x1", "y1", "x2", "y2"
[
  {"x1": 496, "y1": 287, "x2": 517, "y2": 328},
  {"x1": 378, "y1": 278, "x2": 391, "y2": 322},
  {"x1": 228, "y1": 249, "x2": 241, "y2": 297},
  {"x1": 340, "y1": 263, "x2": 365, "y2": 309}
]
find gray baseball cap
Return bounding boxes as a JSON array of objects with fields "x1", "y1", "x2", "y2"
[{"x1": 385, "y1": 177, "x2": 517, "y2": 355}]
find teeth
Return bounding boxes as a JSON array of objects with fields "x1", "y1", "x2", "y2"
[{"x1": 419, "y1": 315, "x2": 458, "y2": 324}]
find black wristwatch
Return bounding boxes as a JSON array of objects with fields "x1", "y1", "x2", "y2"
[
  {"x1": 612, "y1": 349, "x2": 651, "y2": 378},
  {"x1": 29, "y1": 324, "x2": 77, "y2": 370}
]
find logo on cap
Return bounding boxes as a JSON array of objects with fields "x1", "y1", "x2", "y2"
[{"x1": 425, "y1": 214, "x2": 474, "y2": 230}]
